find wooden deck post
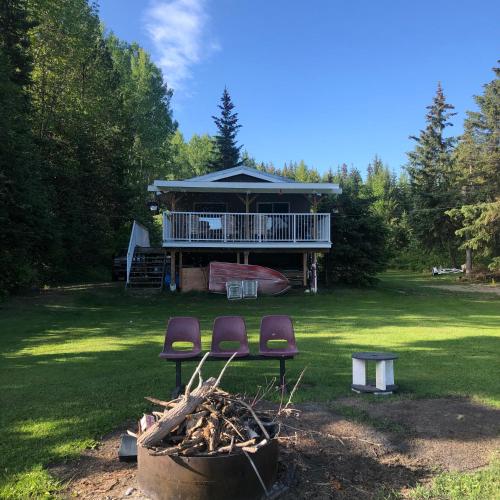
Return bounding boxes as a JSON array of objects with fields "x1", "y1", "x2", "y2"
[
  {"x1": 302, "y1": 252, "x2": 308, "y2": 287},
  {"x1": 236, "y1": 252, "x2": 240, "y2": 264},
  {"x1": 178, "y1": 251, "x2": 183, "y2": 290},
  {"x1": 311, "y1": 252, "x2": 318, "y2": 293},
  {"x1": 244, "y1": 251, "x2": 249, "y2": 265},
  {"x1": 170, "y1": 251, "x2": 176, "y2": 290}
]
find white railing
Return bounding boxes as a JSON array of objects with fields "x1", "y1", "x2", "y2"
[
  {"x1": 126, "y1": 220, "x2": 150, "y2": 284},
  {"x1": 163, "y1": 212, "x2": 330, "y2": 244}
]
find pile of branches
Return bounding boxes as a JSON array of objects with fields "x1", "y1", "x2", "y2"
[{"x1": 133, "y1": 353, "x2": 287, "y2": 458}]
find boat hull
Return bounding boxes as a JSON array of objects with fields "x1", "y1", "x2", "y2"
[{"x1": 208, "y1": 262, "x2": 291, "y2": 296}]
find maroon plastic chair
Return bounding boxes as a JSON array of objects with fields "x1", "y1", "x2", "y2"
[
  {"x1": 259, "y1": 315, "x2": 298, "y2": 356},
  {"x1": 159, "y1": 317, "x2": 202, "y2": 360},
  {"x1": 210, "y1": 316, "x2": 250, "y2": 358}
]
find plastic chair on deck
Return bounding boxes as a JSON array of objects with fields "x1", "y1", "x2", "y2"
[
  {"x1": 159, "y1": 317, "x2": 202, "y2": 359},
  {"x1": 210, "y1": 316, "x2": 250, "y2": 358},
  {"x1": 259, "y1": 315, "x2": 298, "y2": 357}
]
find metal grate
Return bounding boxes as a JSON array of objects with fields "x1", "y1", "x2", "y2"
[
  {"x1": 226, "y1": 280, "x2": 243, "y2": 300},
  {"x1": 242, "y1": 280, "x2": 258, "y2": 299}
]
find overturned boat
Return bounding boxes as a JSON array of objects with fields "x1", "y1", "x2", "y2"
[{"x1": 208, "y1": 262, "x2": 290, "y2": 296}]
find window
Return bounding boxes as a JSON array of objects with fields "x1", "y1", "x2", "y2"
[
  {"x1": 257, "y1": 202, "x2": 290, "y2": 213},
  {"x1": 193, "y1": 202, "x2": 227, "y2": 213}
]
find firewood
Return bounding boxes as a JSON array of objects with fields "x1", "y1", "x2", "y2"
[
  {"x1": 242, "y1": 438, "x2": 268, "y2": 454},
  {"x1": 138, "y1": 377, "x2": 217, "y2": 448}
]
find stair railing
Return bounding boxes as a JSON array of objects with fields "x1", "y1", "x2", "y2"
[{"x1": 126, "y1": 221, "x2": 150, "y2": 285}]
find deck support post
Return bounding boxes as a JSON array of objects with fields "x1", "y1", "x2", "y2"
[
  {"x1": 236, "y1": 252, "x2": 240, "y2": 264},
  {"x1": 170, "y1": 251, "x2": 176, "y2": 291},
  {"x1": 178, "y1": 251, "x2": 183, "y2": 290},
  {"x1": 302, "y1": 252, "x2": 308, "y2": 287},
  {"x1": 244, "y1": 251, "x2": 249, "y2": 265},
  {"x1": 311, "y1": 252, "x2": 318, "y2": 293}
]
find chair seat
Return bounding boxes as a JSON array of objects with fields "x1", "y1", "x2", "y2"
[
  {"x1": 159, "y1": 349, "x2": 201, "y2": 360},
  {"x1": 259, "y1": 348, "x2": 298, "y2": 357},
  {"x1": 209, "y1": 349, "x2": 250, "y2": 359}
]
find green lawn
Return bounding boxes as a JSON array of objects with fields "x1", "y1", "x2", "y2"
[{"x1": 0, "y1": 272, "x2": 499, "y2": 498}]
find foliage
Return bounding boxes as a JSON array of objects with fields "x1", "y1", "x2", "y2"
[
  {"x1": 0, "y1": 0, "x2": 176, "y2": 292},
  {"x1": 406, "y1": 83, "x2": 460, "y2": 264},
  {"x1": 210, "y1": 87, "x2": 242, "y2": 170},
  {"x1": 0, "y1": 0, "x2": 51, "y2": 293},
  {"x1": 447, "y1": 65, "x2": 500, "y2": 270},
  {"x1": 168, "y1": 130, "x2": 214, "y2": 179},
  {"x1": 1, "y1": 274, "x2": 499, "y2": 496},
  {"x1": 320, "y1": 167, "x2": 389, "y2": 285}
]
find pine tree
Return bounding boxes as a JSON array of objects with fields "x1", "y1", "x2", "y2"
[
  {"x1": 447, "y1": 65, "x2": 500, "y2": 271},
  {"x1": 210, "y1": 87, "x2": 242, "y2": 170},
  {"x1": 407, "y1": 83, "x2": 460, "y2": 265}
]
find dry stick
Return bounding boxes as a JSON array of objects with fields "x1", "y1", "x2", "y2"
[
  {"x1": 282, "y1": 367, "x2": 307, "y2": 412},
  {"x1": 184, "y1": 352, "x2": 210, "y2": 397},
  {"x1": 243, "y1": 450, "x2": 269, "y2": 498},
  {"x1": 230, "y1": 398, "x2": 270, "y2": 441},
  {"x1": 222, "y1": 416, "x2": 245, "y2": 440},
  {"x1": 144, "y1": 396, "x2": 179, "y2": 407},
  {"x1": 280, "y1": 423, "x2": 384, "y2": 447},
  {"x1": 214, "y1": 352, "x2": 238, "y2": 387}
]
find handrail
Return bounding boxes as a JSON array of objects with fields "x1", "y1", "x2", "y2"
[
  {"x1": 163, "y1": 212, "x2": 330, "y2": 243},
  {"x1": 126, "y1": 221, "x2": 150, "y2": 284}
]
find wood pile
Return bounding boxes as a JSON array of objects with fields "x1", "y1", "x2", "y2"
[{"x1": 133, "y1": 353, "x2": 277, "y2": 458}]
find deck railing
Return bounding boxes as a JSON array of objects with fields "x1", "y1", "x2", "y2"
[{"x1": 163, "y1": 212, "x2": 330, "y2": 244}]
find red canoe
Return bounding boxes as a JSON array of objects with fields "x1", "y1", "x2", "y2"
[{"x1": 208, "y1": 262, "x2": 291, "y2": 296}]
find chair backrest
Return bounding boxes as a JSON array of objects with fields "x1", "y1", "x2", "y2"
[
  {"x1": 259, "y1": 315, "x2": 297, "y2": 352},
  {"x1": 211, "y1": 316, "x2": 249, "y2": 354},
  {"x1": 163, "y1": 317, "x2": 201, "y2": 352}
]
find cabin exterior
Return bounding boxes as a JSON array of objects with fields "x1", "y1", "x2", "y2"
[{"x1": 127, "y1": 166, "x2": 341, "y2": 291}]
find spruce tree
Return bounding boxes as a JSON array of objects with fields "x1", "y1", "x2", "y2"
[
  {"x1": 210, "y1": 87, "x2": 242, "y2": 171},
  {"x1": 407, "y1": 83, "x2": 460, "y2": 265},
  {"x1": 447, "y1": 65, "x2": 500, "y2": 271}
]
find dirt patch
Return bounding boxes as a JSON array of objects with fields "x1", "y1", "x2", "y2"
[
  {"x1": 424, "y1": 283, "x2": 500, "y2": 296},
  {"x1": 51, "y1": 397, "x2": 500, "y2": 499}
]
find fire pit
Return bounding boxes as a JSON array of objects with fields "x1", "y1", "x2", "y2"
[
  {"x1": 132, "y1": 353, "x2": 283, "y2": 500},
  {"x1": 138, "y1": 439, "x2": 278, "y2": 500}
]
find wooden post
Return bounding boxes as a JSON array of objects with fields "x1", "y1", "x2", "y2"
[
  {"x1": 311, "y1": 252, "x2": 317, "y2": 293},
  {"x1": 236, "y1": 252, "x2": 240, "y2": 264},
  {"x1": 178, "y1": 251, "x2": 183, "y2": 290},
  {"x1": 302, "y1": 252, "x2": 308, "y2": 287},
  {"x1": 244, "y1": 251, "x2": 249, "y2": 265},
  {"x1": 170, "y1": 251, "x2": 176, "y2": 291}
]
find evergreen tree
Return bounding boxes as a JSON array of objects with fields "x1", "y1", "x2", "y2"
[
  {"x1": 406, "y1": 83, "x2": 460, "y2": 264},
  {"x1": 447, "y1": 65, "x2": 500, "y2": 271},
  {"x1": 210, "y1": 87, "x2": 242, "y2": 170},
  {"x1": 0, "y1": 0, "x2": 51, "y2": 293},
  {"x1": 319, "y1": 168, "x2": 388, "y2": 285}
]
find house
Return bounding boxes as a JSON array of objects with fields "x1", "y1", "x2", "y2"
[{"x1": 126, "y1": 166, "x2": 341, "y2": 291}]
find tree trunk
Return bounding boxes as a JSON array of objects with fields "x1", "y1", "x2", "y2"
[{"x1": 465, "y1": 248, "x2": 473, "y2": 276}]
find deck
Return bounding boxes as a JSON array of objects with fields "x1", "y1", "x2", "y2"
[{"x1": 162, "y1": 211, "x2": 331, "y2": 249}]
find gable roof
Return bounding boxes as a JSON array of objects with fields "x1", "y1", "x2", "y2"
[{"x1": 188, "y1": 166, "x2": 292, "y2": 183}]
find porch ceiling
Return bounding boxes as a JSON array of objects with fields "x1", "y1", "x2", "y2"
[{"x1": 148, "y1": 180, "x2": 341, "y2": 195}]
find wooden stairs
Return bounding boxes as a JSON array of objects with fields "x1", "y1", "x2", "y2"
[{"x1": 127, "y1": 247, "x2": 167, "y2": 290}]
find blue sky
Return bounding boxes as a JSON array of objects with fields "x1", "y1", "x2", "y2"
[{"x1": 98, "y1": 0, "x2": 499, "y2": 175}]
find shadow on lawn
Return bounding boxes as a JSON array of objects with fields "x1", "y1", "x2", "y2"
[{"x1": 0, "y1": 282, "x2": 499, "y2": 493}]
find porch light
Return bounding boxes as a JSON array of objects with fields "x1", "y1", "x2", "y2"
[{"x1": 147, "y1": 200, "x2": 159, "y2": 212}]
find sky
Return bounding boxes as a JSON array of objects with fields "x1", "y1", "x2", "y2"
[{"x1": 98, "y1": 0, "x2": 499, "y2": 176}]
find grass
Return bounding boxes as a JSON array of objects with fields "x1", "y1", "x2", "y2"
[
  {"x1": 408, "y1": 458, "x2": 500, "y2": 500},
  {"x1": 0, "y1": 271, "x2": 499, "y2": 497}
]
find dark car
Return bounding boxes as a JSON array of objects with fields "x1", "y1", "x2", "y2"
[{"x1": 112, "y1": 249, "x2": 127, "y2": 281}]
